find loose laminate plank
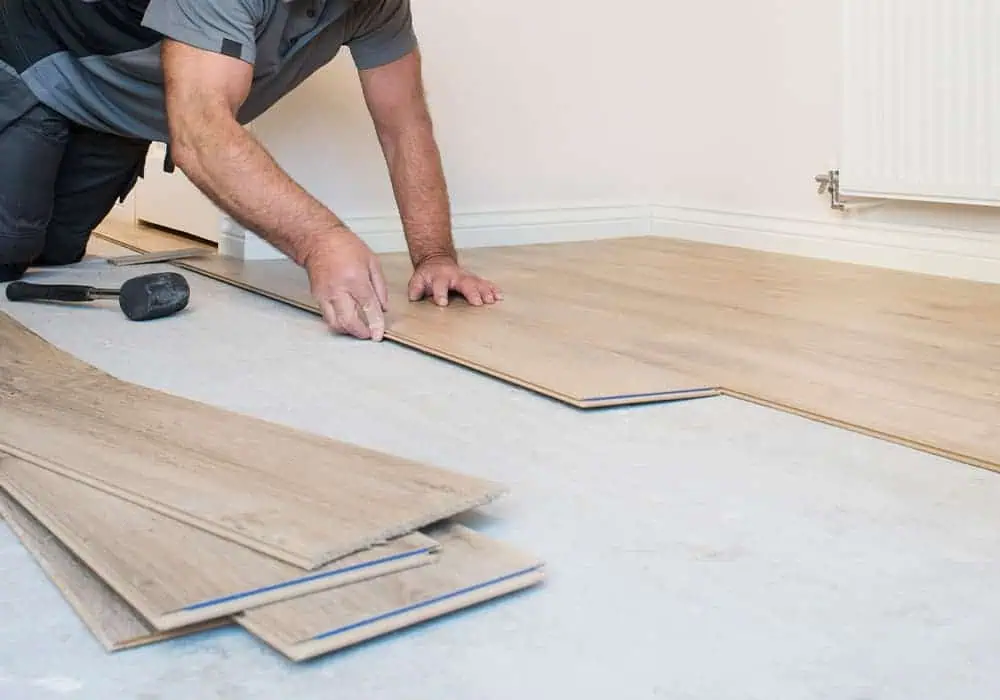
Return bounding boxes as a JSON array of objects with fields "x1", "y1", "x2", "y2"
[
  {"x1": 92, "y1": 222, "x2": 1000, "y2": 470},
  {"x1": 0, "y1": 455, "x2": 439, "y2": 630},
  {"x1": 0, "y1": 490, "x2": 226, "y2": 651},
  {"x1": 0, "y1": 311, "x2": 506, "y2": 569},
  {"x1": 237, "y1": 522, "x2": 546, "y2": 662}
]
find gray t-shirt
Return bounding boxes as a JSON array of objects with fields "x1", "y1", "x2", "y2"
[{"x1": 0, "y1": 0, "x2": 417, "y2": 142}]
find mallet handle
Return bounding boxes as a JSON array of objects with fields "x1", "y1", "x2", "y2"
[{"x1": 4, "y1": 281, "x2": 118, "y2": 303}]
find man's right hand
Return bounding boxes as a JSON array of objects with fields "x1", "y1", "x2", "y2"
[
  {"x1": 160, "y1": 39, "x2": 390, "y2": 341},
  {"x1": 303, "y1": 228, "x2": 390, "y2": 341}
]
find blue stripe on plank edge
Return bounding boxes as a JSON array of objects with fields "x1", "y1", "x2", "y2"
[
  {"x1": 312, "y1": 565, "x2": 545, "y2": 641},
  {"x1": 580, "y1": 387, "x2": 717, "y2": 403},
  {"x1": 182, "y1": 547, "x2": 437, "y2": 612}
]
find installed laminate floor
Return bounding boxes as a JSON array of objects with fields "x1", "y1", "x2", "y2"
[
  {"x1": 94, "y1": 220, "x2": 1000, "y2": 471},
  {"x1": 3, "y1": 239, "x2": 1000, "y2": 699}
]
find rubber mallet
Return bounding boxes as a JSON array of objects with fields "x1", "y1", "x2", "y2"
[{"x1": 5, "y1": 271, "x2": 191, "y2": 321}]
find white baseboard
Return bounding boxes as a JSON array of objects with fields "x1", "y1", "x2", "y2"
[
  {"x1": 218, "y1": 215, "x2": 286, "y2": 260},
  {"x1": 206, "y1": 201, "x2": 1000, "y2": 285},
  {"x1": 217, "y1": 204, "x2": 652, "y2": 260},
  {"x1": 651, "y1": 205, "x2": 1000, "y2": 284},
  {"x1": 350, "y1": 204, "x2": 651, "y2": 252}
]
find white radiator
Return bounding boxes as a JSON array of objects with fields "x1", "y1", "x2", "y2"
[{"x1": 839, "y1": 0, "x2": 1000, "y2": 207}]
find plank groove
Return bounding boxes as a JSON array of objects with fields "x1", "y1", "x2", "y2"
[
  {"x1": 237, "y1": 522, "x2": 546, "y2": 661},
  {"x1": 1, "y1": 493, "x2": 544, "y2": 661},
  {"x1": 0, "y1": 455, "x2": 439, "y2": 630},
  {"x1": 93, "y1": 221, "x2": 1000, "y2": 471},
  {"x1": 0, "y1": 310, "x2": 506, "y2": 568}
]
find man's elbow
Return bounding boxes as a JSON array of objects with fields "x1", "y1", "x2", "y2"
[
  {"x1": 373, "y1": 102, "x2": 435, "y2": 150},
  {"x1": 161, "y1": 38, "x2": 252, "y2": 171},
  {"x1": 166, "y1": 135, "x2": 198, "y2": 176},
  {"x1": 164, "y1": 99, "x2": 236, "y2": 174},
  {"x1": 163, "y1": 97, "x2": 201, "y2": 169}
]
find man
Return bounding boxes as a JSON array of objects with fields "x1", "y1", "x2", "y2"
[{"x1": 0, "y1": 0, "x2": 501, "y2": 340}]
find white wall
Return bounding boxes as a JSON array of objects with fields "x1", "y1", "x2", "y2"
[
  {"x1": 652, "y1": 0, "x2": 840, "y2": 217},
  {"x1": 141, "y1": 0, "x2": 1000, "y2": 281},
  {"x1": 255, "y1": 0, "x2": 656, "y2": 213},
  {"x1": 244, "y1": 0, "x2": 658, "y2": 253},
  {"x1": 646, "y1": 0, "x2": 1000, "y2": 282}
]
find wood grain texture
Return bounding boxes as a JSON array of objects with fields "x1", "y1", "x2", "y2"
[
  {"x1": 237, "y1": 522, "x2": 546, "y2": 662},
  {"x1": 92, "y1": 222, "x2": 1000, "y2": 470},
  {"x1": 97, "y1": 220, "x2": 215, "y2": 255},
  {"x1": 93, "y1": 220, "x2": 719, "y2": 406},
  {"x1": 0, "y1": 489, "x2": 226, "y2": 651},
  {"x1": 0, "y1": 455, "x2": 439, "y2": 630},
  {"x1": 0, "y1": 310, "x2": 506, "y2": 569}
]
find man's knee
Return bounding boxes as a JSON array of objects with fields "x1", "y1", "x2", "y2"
[
  {"x1": 40, "y1": 128, "x2": 149, "y2": 268},
  {"x1": 0, "y1": 223, "x2": 46, "y2": 266},
  {"x1": 0, "y1": 102, "x2": 68, "y2": 268},
  {"x1": 0, "y1": 228, "x2": 43, "y2": 281},
  {"x1": 35, "y1": 232, "x2": 89, "y2": 266},
  {"x1": 0, "y1": 174, "x2": 53, "y2": 266}
]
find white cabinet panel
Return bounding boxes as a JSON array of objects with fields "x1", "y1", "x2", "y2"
[{"x1": 134, "y1": 142, "x2": 222, "y2": 242}]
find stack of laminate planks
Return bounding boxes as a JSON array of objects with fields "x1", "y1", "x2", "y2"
[{"x1": 0, "y1": 311, "x2": 545, "y2": 661}]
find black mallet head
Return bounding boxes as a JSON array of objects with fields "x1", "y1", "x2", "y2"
[
  {"x1": 5, "y1": 271, "x2": 191, "y2": 321},
  {"x1": 117, "y1": 272, "x2": 191, "y2": 321}
]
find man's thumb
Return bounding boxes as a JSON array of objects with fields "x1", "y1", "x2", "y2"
[{"x1": 407, "y1": 275, "x2": 425, "y2": 301}]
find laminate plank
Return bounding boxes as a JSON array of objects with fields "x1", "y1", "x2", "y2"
[
  {"x1": 0, "y1": 489, "x2": 226, "y2": 651},
  {"x1": 237, "y1": 522, "x2": 546, "y2": 662},
  {"x1": 93, "y1": 220, "x2": 720, "y2": 406},
  {"x1": 98, "y1": 220, "x2": 216, "y2": 255},
  {"x1": 0, "y1": 455, "x2": 439, "y2": 630},
  {"x1": 91, "y1": 221, "x2": 1000, "y2": 470},
  {"x1": 0, "y1": 311, "x2": 506, "y2": 569}
]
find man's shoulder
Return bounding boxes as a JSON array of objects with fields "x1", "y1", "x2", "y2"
[
  {"x1": 342, "y1": 0, "x2": 415, "y2": 70},
  {"x1": 140, "y1": 0, "x2": 277, "y2": 65},
  {"x1": 345, "y1": 0, "x2": 412, "y2": 34},
  {"x1": 142, "y1": 0, "x2": 274, "y2": 23}
]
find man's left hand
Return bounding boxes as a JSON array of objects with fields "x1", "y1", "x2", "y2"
[{"x1": 408, "y1": 255, "x2": 503, "y2": 307}]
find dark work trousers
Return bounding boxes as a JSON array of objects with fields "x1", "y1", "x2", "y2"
[{"x1": 0, "y1": 97, "x2": 150, "y2": 282}]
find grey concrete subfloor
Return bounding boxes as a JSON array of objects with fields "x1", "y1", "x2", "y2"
[{"x1": 2, "y1": 239, "x2": 1000, "y2": 700}]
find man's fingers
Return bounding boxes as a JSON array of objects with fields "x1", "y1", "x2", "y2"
[
  {"x1": 365, "y1": 259, "x2": 388, "y2": 341},
  {"x1": 331, "y1": 292, "x2": 371, "y2": 339},
  {"x1": 369, "y1": 256, "x2": 390, "y2": 311},
  {"x1": 319, "y1": 299, "x2": 344, "y2": 334},
  {"x1": 458, "y1": 277, "x2": 484, "y2": 306},
  {"x1": 407, "y1": 274, "x2": 426, "y2": 302},
  {"x1": 348, "y1": 272, "x2": 385, "y2": 341},
  {"x1": 322, "y1": 287, "x2": 384, "y2": 341},
  {"x1": 305, "y1": 233, "x2": 394, "y2": 340},
  {"x1": 361, "y1": 298, "x2": 386, "y2": 341},
  {"x1": 479, "y1": 281, "x2": 496, "y2": 305},
  {"x1": 406, "y1": 265, "x2": 502, "y2": 308},
  {"x1": 432, "y1": 275, "x2": 451, "y2": 306}
]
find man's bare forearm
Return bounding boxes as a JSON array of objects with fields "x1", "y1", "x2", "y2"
[
  {"x1": 169, "y1": 108, "x2": 347, "y2": 267},
  {"x1": 377, "y1": 112, "x2": 458, "y2": 268}
]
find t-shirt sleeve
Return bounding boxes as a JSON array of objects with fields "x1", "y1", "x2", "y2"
[
  {"x1": 346, "y1": 0, "x2": 418, "y2": 70},
  {"x1": 140, "y1": 0, "x2": 264, "y2": 65}
]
